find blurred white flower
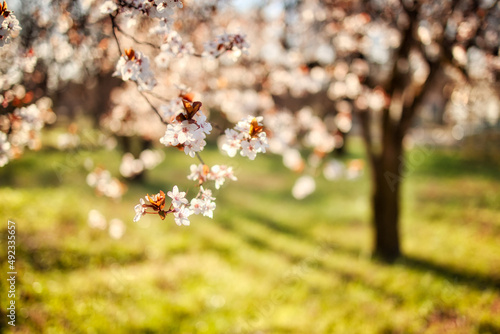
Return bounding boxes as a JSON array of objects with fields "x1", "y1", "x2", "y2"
[
  {"x1": 0, "y1": 4, "x2": 21, "y2": 48},
  {"x1": 109, "y1": 218, "x2": 126, "y2": 239},
  {"x1": 292, "y1": 175, "x2": 316, "y2": 200},
  {"x1": 323, "y1": 159, "x2": 345, "y2": 181},
  {"x1": 88, "y1": 209, "x2": 107, "y2": 230},
  {"x1": 134, "y1": 198, "x2": 146, "y2": 222},
  {"x1": 203, "y1": 33, "x2": 249, "y2": 60},
  {"x1": 99, "y1": 1, "x2": 117, "y2": 15},
  {"x1": 0, "y1": 132, "x2": 11, "y2": 167}
]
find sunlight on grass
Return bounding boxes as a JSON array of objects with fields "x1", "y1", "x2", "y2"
[{"x1": 1, "y1": 137, "x2": 500, "y2": 333}]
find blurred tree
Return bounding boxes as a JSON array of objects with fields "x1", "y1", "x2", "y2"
[
  {"x1": 244, "y1": 0, "x2": 500, "y2": 260},
  {"x1": 2, "y1": 0, "x2": 499, "y2": 260}
]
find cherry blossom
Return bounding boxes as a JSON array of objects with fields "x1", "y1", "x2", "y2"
[
  {"x1": 220, "y1": 116, "x2": 269, "y2": 160},
  {"x1": 167, "y1": 185, "x2": 188, "y2": 208},
  {"x1": 133, "y1": 198, "x2": 147, "y2": 222},
  {"x1": 100, "y1": 1, "x2": 118, "y2": 15},
  {"x1": 0, "y1": 2, "x2": 21, "y2": 48},
  {"x1": 159, "y1": 99, "x2": 211, "y2": 157},
  {"x1": 156, "y1": 30, "x2": 194, "y2": 61},
  {"x1": 203, "y1": 33, "x2": 249, "y2": 60},
  {"x1": 172, "y1": 205, "x2": 193, "y2": 226},
  {"x1": 187, "y1": 163, "x2": 237, "y2": 189},
  {"x1": 220, "y1": 128, "x2": 242, "y2": 157},
  {"x1": 86, "y1": 167, "x2": 127, "y2": 200},
  {"x1": 190, "y1": 186, "x2": 216, "y2": 218},
  {"x1": 0, "y1": 132, "x2": 11, "y2": 167},
  {"x1": 113, "y1": 48, "x2": 157, "y2": 91}
]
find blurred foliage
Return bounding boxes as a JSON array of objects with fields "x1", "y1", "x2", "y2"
[{"x1": 0, "y1": 131, "x2": 500, "y2": 333}]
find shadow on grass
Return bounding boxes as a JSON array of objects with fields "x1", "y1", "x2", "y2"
[
  {"x1": 218, "y1": 207, "x2": 500, "y2": 299},
  {"x1": 0, "y1": 230, "x2": 148, "y2": 272},
  {"x1": 242, "y1": 201, "x2": 500, "y2": 293},
  {"x1": 400, "y1": 255, "x2": 500, "y2": 291},
  {"x1": 415, "y1": 150, "x2": 500, "y2": 181}
]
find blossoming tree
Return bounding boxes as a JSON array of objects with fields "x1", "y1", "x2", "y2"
[
  {"x1": 1, "y1": 0, "x2": 269, "y2": 227},
  {"x1": 2, "y1": 0, "x2": 499, "y2": 260},
  {"x1": 235, "y1": 0, "x2": 500, "y2": 260}
]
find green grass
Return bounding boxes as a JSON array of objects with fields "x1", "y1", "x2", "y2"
[{"x1": 1, "y1": 136, "x2": 500, "y2": 333}]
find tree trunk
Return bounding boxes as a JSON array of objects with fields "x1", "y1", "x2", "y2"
[{"x1": 371, "y1": 132, "x2": 403, "y2": 262}]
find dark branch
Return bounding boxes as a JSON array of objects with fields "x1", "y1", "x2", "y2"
[
  {"x1": 137, "y1": 89, "x2": 169, "y2": 125},
  {"x1": 113, "y1": 20, "x2": 160, "y2": 49},
  {"x1": 110, "y1": 14, "x2": 122, "y2": 52},
  {"x1": 195, "y1": 152, "x2": 205, "y2": 165}
]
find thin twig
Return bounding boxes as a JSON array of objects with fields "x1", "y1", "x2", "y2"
[
  {"x1": 195, "y1": 152, "x2": 205, "y2": 165},
  {"x1": 137, "y1": 89, "x2": 169, "y2": 125},
  {"x1": 113, "y1": 21, "x2": 161, "y2": 49},
  {"x1": 110, "y1": 14, "x2": 122, "y2": 52},
  {"x1": 144, "y1": 91, "x2": 172, "y2": 103},
  {"x1": 110, "y1": 14, "x2": 168, "y2": 126}
]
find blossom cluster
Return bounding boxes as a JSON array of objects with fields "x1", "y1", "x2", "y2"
[
  {"x1": 102, "y1": 0, "x2": 183, "y2": 30},
  {"x1": 133, "y1": 185, "x2": 215, "y2": 226},
  {"x1": 0, "y1": 132, "x2": 10, "y2": 167},
  {"x1": 99, "y1": 1, "x2": 118, "y2": 15},
  {"x1": 88, "y1": 209, "x2": 126, "y2": 240},
  {"x1": 0, "y1": 99, "x2": 55, "y2": 167},
  {"x1": 0, "y1": 1, "x2": 21, "y2": 48},
  {"x1": 187, "y1": 163, "x2": 237, "y2": 189},
  {"x1": 159, "y1": 99, "x2": 212, "y2": 157},
  {"x1": 120, "y1": 149, "x2": 164, "y2": 178},
  {"x1": 113, "y1": 48, "x2": 157, "y2": 91},
  {"x1": 155, "y1": 31, "x2": 194, "y2": 67},
  {"x1": 159, "y1": 96, "x2": 185, "y2": 120},
  {"x1": 86, "y1": 167, "x2": 127, "y2": 200},
  {"x1": 203, "y1": 33, "x2": 249, "y2": 60},
  {"x1": 220, "y1": 116, "x2": 269, "y2": 160}
]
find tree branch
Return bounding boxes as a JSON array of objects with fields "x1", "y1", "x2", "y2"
[
  {"x1": 112, "y1": 20, "x2": 160, "y2": 49},
  {"x1": 110, "y1": 14, "x2": 122, "y2": 52},
  {"x1": 137, "y1": 89, "x2": 169, "y2": 125}
]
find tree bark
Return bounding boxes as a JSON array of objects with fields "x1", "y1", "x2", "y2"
[{"x1": 371, "y1": 135, "x2": 403, "y2": 261}]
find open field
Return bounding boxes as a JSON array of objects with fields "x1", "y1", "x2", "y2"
[{"x1": 1, "y1": 137, "x2": 500, "y2": 333}]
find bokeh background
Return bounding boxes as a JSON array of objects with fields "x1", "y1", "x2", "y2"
[{"x1": 1, "y1": 0, "x2": 500, "y2": 333}]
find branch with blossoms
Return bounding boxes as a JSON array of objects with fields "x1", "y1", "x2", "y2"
[
  {"x1": 101, "y1": 0, "x2": 267, "y2": 226},
  {"x1": 0, "y1": 1, "x2": 21, "y2": 47}
]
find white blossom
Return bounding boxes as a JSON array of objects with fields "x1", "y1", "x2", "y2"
[
  {"x1": 167, "y1": 185, "x2": 188, "y2": 208},
  {"x1": 113, "y1": 49, "x2": 157, "y2": 91},
  {"x1": 210, "y1": 165, "x2": 237, "y2": 189},
  {"x1": 100, "y1": 1, "x2": 118, "y2": 15},
  {"x1": 159, "y1": 108, "x2": 211, "y2": 157},
  {"x1": 203, "y1": 33, "x2": 249, "y2": 60},
  {"x1": 220, "y1": 116, "x2": 268, "y2": 160},
  {"x1": 173, "y1": 205, "x2": 193, "y2": 226},
  {"x1": 0, "y1": 132, "x2": 11, "y2": 167},
  {"x1": 134, "y1": 198, "x2": 146, "y2": 222},
  {"x1": 0, "y1": 6, "x2": 21, "y2": 48}
]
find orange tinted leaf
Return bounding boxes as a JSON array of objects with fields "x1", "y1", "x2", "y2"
[
  {"x1": 249, "y1": 118, "x2": 264, "y2": 137},
  {"x1": 182, "y1": 99, "x2": 202, "y2": 119},
  {"x1": 180, "y1": 92, "x2": 194, "y2": 102},
  {"x1": 124, "y1": 48, "x2": 136, "y2": 60}
]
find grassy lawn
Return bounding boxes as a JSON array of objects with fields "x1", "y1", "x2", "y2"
[{"x1": 1, "y1": 135, "x2": 500, "y2": 333}]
